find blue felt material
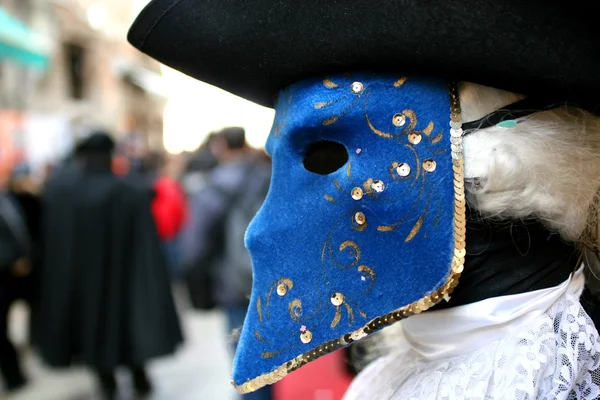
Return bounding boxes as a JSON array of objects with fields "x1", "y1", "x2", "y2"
[{"x1": 232, "y1": 72, "x2": 455, "y2": 386}]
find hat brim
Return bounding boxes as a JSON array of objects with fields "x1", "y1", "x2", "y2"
[{"x1": 128, "y1": 0, "x2": 599, "y2": 108}]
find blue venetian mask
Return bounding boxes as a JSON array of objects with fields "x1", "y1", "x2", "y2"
[{"x1": 232, "y1": 72, "x2": 466, "y2": 393}]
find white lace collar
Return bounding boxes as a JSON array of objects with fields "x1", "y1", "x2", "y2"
[
  {"x1": 344, "y1": 267, "x2": 600, "y2": 400},
  {"x1": 401, "y1": 267, "x2": 585, "y2": 360}
]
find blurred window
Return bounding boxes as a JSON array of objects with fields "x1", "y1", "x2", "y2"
[{"x1": 65, "y1": 43, "x2": 86, "y2": 100}]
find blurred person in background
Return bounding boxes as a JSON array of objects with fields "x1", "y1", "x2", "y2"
[
  {"x1": 148, "y1": 151, "x2": 188, "y2": 279},
  {"x1": 122, "y1": 117, "x2": 149, "y2": 176},
  {"x1": 37, "y1": 131, "x2": 183, "y2": 400},
  {"x1": 0, "y1": 164, "x2": 33, "y2": 394},
  {"x1": 179, "y1": 138, "x2": 220, "y2": 309},
  {"x1": 112, "y1": 151, "x2": 131, "y2": 177},
  {"x1": 8, "y1": 164, "x2": 43, "y2": 347},
  {"x1": 182, "y1": 127, "x2": 271, "y2": 400},
  {"x1": 42, "y1": 162, "x2": 57, "y2": 183},
  {"x1": 8, "y1": 164, "x2": 42, "y2": 263},
  {"x1": 181, "y1": 134, "x2": 219, "y2": 196}
]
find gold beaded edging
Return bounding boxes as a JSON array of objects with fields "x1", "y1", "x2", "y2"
[{"x1": 233, "y1": 83, "x2": 466, "y2": 394}]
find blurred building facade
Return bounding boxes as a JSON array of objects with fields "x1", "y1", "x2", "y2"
[{"x1": 0, "y1": 0, "x2": 165, "y2": 174}]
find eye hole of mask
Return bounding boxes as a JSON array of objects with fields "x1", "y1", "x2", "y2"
[{"x1": 303, "y1": 140, "x2": 349, "y2": 175}]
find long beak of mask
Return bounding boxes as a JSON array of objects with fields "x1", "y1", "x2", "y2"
[{"x1": 232, "y1": 72, "x2": 466, "y2": 393}]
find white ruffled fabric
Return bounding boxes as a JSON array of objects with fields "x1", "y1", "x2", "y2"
[{"x1": 344, "y1": 269, "x2": 600, "y2": 400}]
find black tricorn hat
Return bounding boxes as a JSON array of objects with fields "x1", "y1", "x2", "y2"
[{"x1": 128, "y1": 1, "x2": 599, "y2": 109}]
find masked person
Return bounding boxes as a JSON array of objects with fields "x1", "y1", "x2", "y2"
[
  {"x1": 129, "y1": 2, "x2": 600, "y2": 399},
  {"x1": 37, "y1": 132, "x2": 183, "y2": 399}
]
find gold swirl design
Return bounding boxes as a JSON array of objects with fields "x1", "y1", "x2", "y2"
[
  {"x1": 379, "y1": 145, "x2": 424, "y2": 232},
  {"x1": 273, "y1": 91, "x2": 293, "y2": 138},
  {"x1": 366, "y1": 109, "x2": 417, "y2": 139},
  {"x1": 362, "y1": 178, "x2": 373, "y2": 196},
  {"x1": 405, "y1": 216, "x2": 424, "y2": 242},
  {"x1": 323, "y1": 116, "x2": 339, "y2": 126},
  {"x1": 315, "y1": 101, "x2": 332, "y2": 109},
  {"x1": 352, "y1": 216, "x2": 368, "y2": 232},
  {"x1": 266, "y1": 278, "x2": 294, "y2": 312},
  {"x1": 236, "y1": 82, "x2": 466, "y2": 395},
  {"x1": 321, "y1": 95, "x2": 362, "y2": 126},
  {"x1": 403, "y1": 111, "x2": 418, "y2": 130},
  {"x1": 323, "y1": 79, "x2": 339, "y2": 88},
  {"x1": 331, "y1": 298, "x2": 359, "y2": 328},
  {"x1": 406, "y1": 144, "x2": 422, "y2": 181},
  {"x1": 255, "y1": 330, "x2": 265, "y2": 342},
  {"x1": 257, "y1": 296, "x2": 263, "y2": 323},
  {"x1": 331, "y1": 307, "x2": 342, "y2": 328},
  {"x1": 322, "y1": 237, "x2": 363, "y2": 270},
  {"x1": 357, "y1": 265, "x2": 376, "y2": 293},
  {"x1": 324, "y1": 194, "x2": 336, "y2": 203},
  {"x1": 345, "y1": 303, "x2": 355, "y2": 327},
  {"x1": 337, "y1": 241, "x2": 361, "y2": 269},
  {"x1": 333, "y1": 179, "x2": 342, "y2": 192},
  {"x1": 421, "y1": 121, "x2": 435, "y2": 136},
  {"x1": 387, "y1": 145, "x2": 422, "y2": 185},
  {"x1": 394, "y1": 77, "x2": 408, "y2": 87},
  {"x1": 288, "y1": 299, "x2": 303, "y2": 321},
  {"x1": 279, "y1": 278, "x2": 293, "y2": 290},
  {"x1": 431, "y1": 132, "x2": 443, "y2": 144}
]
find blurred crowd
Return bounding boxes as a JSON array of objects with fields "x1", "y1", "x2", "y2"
[{"x1": 0, "y1": 127, "x2": 275, "y2": 399}]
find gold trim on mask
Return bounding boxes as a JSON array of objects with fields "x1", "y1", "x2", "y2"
[{"x1": 233, "y1": 82, "x2": 466, "y2": 394}]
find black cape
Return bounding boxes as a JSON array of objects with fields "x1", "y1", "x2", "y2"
[{"x1": 36, "y1": 167, "x2": 183, "y2": 370}]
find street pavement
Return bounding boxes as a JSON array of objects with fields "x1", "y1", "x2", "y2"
[{"x1": 2, "y1": 286, "x2": 238, "y2": 400}]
